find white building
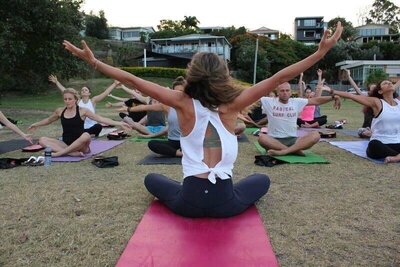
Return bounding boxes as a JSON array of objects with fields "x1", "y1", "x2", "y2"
[
  {"x1": 336, "y1": 60, "x2": 400, "y2": 86},
  {"x1": 109, "y1": 27, "x2": 155, "y2": 42},
  {"x1": 151, "y1": 34, "x2": 232, "y2": 61},
  {"x1": 354, "y1": 24, "x2": 399, "y2": 44}
]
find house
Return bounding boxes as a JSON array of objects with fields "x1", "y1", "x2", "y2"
[
  {"x1": 199, "y1": 26, "x2": 226, "y2": 34},
  {"x1": 108, "y1": 27, "x2": 155, "y2": 42},
  {"x1": 336, "y1": 60, "x2": 400, "y2": 86},
  {"x1": 249, "y1": 27, "x2": 280, "y2": 40},
  {"x1": 294, "y1": 17, "x2": 326, "y2": 45},
  {"x1": 146, "y1": 34, "x2": 232, "y2": 67},
  {"x1": 354, "y1": 24, "x2": 399, "y2": 44}
]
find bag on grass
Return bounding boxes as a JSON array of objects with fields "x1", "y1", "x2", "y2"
[
  {"x1": 254, "y1": 155, "x2": 284, "y2": 167},
  {"x1": 91, "y1": 156, "x2": 119, "y2": 168},
  {"x1": 107, "y1": 131, "x2": 128, "y2": 140},
  {"x1": 0, "y1": 158, "x2": 29, "y2": 169}
]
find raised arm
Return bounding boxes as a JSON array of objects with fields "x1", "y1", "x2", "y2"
[
  {"x1": 80, "y1": 108, "x2": 131, "y2": 132},
  {"x1": 315, "y1": 69, "x2": 323, "y2": 97},
  {"x1": 119, "y1": 84, "x2": 150, "y2": 104},
  {"x1": 232, "y1": 22, "x2": 343, "y2": 110},
  {"x1": 298, "y1": 73, "x2": 304, "y2": 98},
  {"x1": 0, "y1": 111, "x2": 32, "y2": 143},
  {"x1": 345, "y1": 69, "x2": 363, "y2": 95},
  {"x1": 91, "y1": 80, "x2": 120, "y2": 105},
  {"x1": 323, "y1": 86, "x2": 381, "y2": 114},
  {"x1": 48, "y1": 74, "x2": 66, "y2": 94},
  {"x1": 28, "y1": 109, "x2": 61, "y2": 131},
  {"x1": 63, "y1": 40, "x2": 184, "y2": 109}
]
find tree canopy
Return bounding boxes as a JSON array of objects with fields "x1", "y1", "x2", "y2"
[
  {"x1": 366, "y1": 0, "x2": 400, "y2": 33},
  {"x1": 0, "y1": 0, "x2": 86, "y2": 93},
  {"x1": 85, "y1": 10, "x2": 109, "y2": 39}
]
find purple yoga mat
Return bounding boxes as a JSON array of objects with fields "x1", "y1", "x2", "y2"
[
  {"x1": 52, "y1": 140, "x2": 124, "y2": 162},
  {"x1": 328, "y1": 140, "x2": 385, "y2": 164}
]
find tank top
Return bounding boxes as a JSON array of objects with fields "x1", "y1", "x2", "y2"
[
  {"x1": 370, "y1": 99, "x2": 400, "y2": 144},
  {"x1": 300, "y1": 105, "x2": 315, "y2": 121},
  {"x1": 180, "y1": 99, "x2": 238, "y2": 184},
  {"x1": 147, "y1": 110, "x2": 166, "y2": 126},
  {"x1": 61, "y1": 105, "x2": 84, "y2": 145},
  {"x1": 78, "y1": 99, "x2": 96, "y2": 129},
  {"x1": 167, "y1": 108, "x2": 181, "y2": 141}
]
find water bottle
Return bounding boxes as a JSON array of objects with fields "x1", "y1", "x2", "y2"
[{"x1": 44, "y1": 146, "x2": 52, "y2": 167}]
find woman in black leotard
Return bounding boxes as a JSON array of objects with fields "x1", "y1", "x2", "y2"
[{"x1": 29, "y1": 88, "x2": 130, "y2": 157}]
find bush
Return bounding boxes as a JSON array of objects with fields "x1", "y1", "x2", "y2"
[{"x1": 120, "y1": 67, "x2": 186, "y2": 78}]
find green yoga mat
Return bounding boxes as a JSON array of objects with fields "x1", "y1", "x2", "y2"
[
  {"x1": 254, "y1": 142, "x2": 329, "y2": 164},
  {"x1": 244, "y1": 127, "x2": 260, "y2": 134},
  {"x1": 129, "y1": 136, "x2": 167, "y2": 142}
]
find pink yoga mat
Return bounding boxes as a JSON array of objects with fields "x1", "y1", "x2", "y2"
[
  {"x1": 116, "y1": 201, "x2": 278, "y2": 267},
  {"x1": 52, "y1": 140, "x2": 124, "y2": 162}
]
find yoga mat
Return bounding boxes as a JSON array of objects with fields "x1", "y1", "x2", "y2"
[
  {"x1": 272, "y1": 151, "x2": 329, "y2": 164},
  {"x1": 138, "y1": 153, "x2": 181, "y2": 165},
  {"x1": 328, "y1": 140, "x2": 388, "y2": 164},
  {"x1": 244, "y1": 127, "x2": 260, "y2": 135},
  {"x1": 338, "y1": 129, "x2": 362, "y2": 138},
  {"x1": 116, "y1": 201, "x2": 278, "y2": 267},
  {"x1": 52, "y1": 140, "x2": 124, "y2": 162},
  {"x1": 0, "y1": 139, "x2": 37, "y2": 154},
  {"x1": 253, "y1": 142, "x2": 329, "y2": 164},
  {"x1": 129, "y1": 136, "x2": 167, "y2": 142}
]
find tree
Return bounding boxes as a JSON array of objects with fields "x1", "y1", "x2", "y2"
[
  {"x1": 150, "y1": 17, "x2": 200, "y2": 39},
  {"x1": 366, "y1": 69, "x2": 389, "y2": 85},
  {"x1": 328, "y1": 17, "x2": 357, "y2": 41},
  {"x1": 366, "y1": 0, "x2": 400, "y2": 33},
  {"x1": 181, "y1": 16, "x2": 200, "y2": 30},
  {"x1": 0, "y1": 0, "x2": 86, "y2": 93},
  {"x1": 85, "y1": 10, "x2": 109, "y2": 39},
  {"x1": 210, "y1": 26, "x2": 247, "y2": 41}
]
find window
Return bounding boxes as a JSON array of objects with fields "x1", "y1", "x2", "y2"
[
  {"x1": 304, "y1": 31, "x2": 315, "y2": 38},
  {"x1": 304, "y1": 19, "x2": 316, "y2": 27}
]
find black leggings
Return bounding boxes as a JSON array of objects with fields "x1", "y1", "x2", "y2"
[
  {"x1": 148, "y1": 139, "x2": 181, "y2": 157},
  {"x1": 144, "y1": 173, "x2": 270, "y2": 218},
  {"x1": 366, "y1": 139, "x2": 400, "y2": 159},
  {"x1": 84, "y1": 123, "x2": 102, "y2": 137},
  {"x1": 297, "y1": 115, "x2": 327, "y2": 127}
]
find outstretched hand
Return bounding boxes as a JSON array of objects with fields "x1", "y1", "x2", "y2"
[
  {"x1": 120, "y1": 122, "x2": 132, "y2": 132},
  {"x1": 318, "y1": 22, "x2": 343, "y2": 54},
  {"x1": 63, "y1": 40, "x2": 97, "y2": 66},
  {"x1": 48, "y1": 74, "x2": 57, "y2": 83}
]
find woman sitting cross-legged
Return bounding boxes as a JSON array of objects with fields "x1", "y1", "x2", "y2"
[
  {"x1": 63, "y1": 22, "x2": 342, "y2": 217},
  {"x1": 324, "y1": 81, "x2": 400, "y2": 163},
  {"x1": 28, "y1": 88, "x2": 130, "y2": 157}
]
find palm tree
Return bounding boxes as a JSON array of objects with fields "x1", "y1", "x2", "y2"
[{"x1": 181, "y1": 16, "x2": 200, "y2": 30}]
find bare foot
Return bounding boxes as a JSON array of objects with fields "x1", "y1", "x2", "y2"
[
  {"x1": 67, "y1": 151, "x2": 85, "y2": 157},
  {"x1": 384, "y1": 155, "x2": 400, "y2": 164},
  {"x1": 268, "y1": 149, "x2": 305, "y2": 156},
  {"x1": 294, "y1": 150, "x2": 306, "y2": 156}
]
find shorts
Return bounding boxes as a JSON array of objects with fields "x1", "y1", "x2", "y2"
[
  {"x1": 146, "y1": 125, "x2": 166, "y2": 134},
  {"x1": 276, "y1": 137, "x2": 297, "y2": 146}
]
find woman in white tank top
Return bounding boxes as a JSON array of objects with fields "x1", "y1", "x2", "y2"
[
  {"x1": 64, "y1": 23, "x2": 343, "y2": 217},
  {"x1": 324, "y1": 80, "x2": 400, "y2": 163}
]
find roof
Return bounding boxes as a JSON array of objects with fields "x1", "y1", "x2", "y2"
[
  {"x1": 336, "y1": 60, "x2": 400, "y2": 69},
  {"x1": 250, "y1": 27, "x2": 279, "y2": 34},
  {"x1": 295, "y1": 16, "x2": 324, "y2": 20}
]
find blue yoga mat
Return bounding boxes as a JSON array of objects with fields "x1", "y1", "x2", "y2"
[{"x1": 328, "y1": 140, "x2": 387, "y2": 164}]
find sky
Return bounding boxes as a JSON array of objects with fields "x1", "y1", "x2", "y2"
[{"x1": 81, "y1": 0, "x2": 400, "y2": 35}]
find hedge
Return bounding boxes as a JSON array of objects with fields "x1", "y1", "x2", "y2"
[{"x1": 120, "y1": 67, "x2": 186, "y2": 78}]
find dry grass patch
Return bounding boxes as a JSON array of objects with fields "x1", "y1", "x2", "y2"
[{"x1": 1, "y1": 100, "x2": 399, "y2": 266}]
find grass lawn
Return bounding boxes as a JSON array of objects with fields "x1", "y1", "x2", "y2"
[{"x1": 0, "y1": 79, "x2": 399, "y2": 266}]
